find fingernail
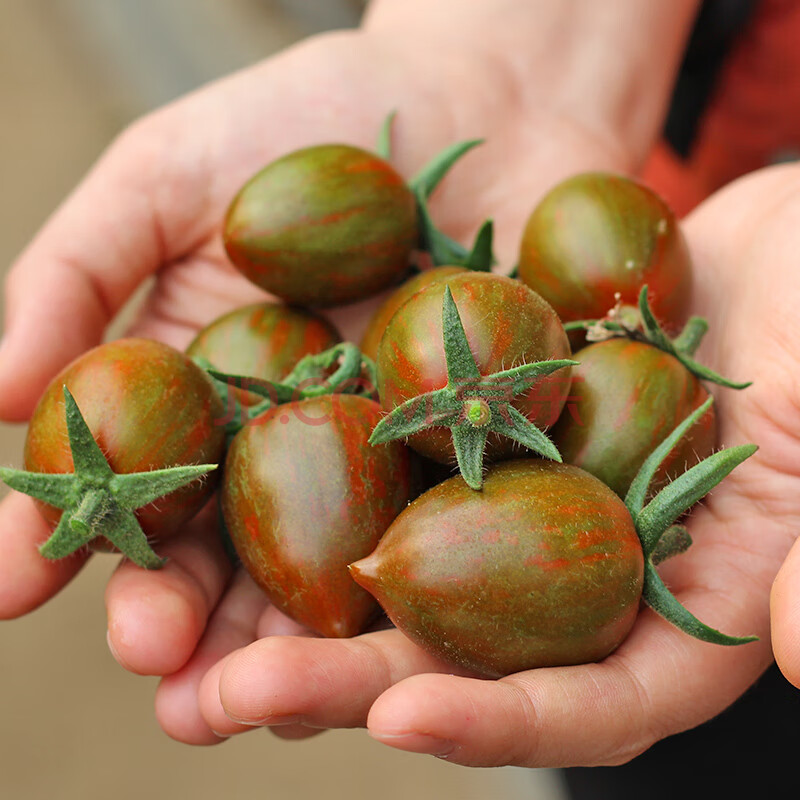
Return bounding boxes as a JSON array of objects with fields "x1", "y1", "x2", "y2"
[
  {"x1": 210, "y1": 730, "x2": 232, "y2": 740},
  {"x1": 225, "y1": 712, "x2": 304, "y2": 727},
  {"x1": 370, "y1": 731, "x2": 455, "y2": 757},
  {"x1": 106, "y1": 629, "x2": 126, "y2": 667}
]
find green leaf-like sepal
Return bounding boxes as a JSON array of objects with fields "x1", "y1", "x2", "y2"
[
  {"x1": 637, "y1": 443, "x2": 758, "y2": 556},
  {"x1": 642, "y1": 563, "x2": 757, "y2": 646},
  {"x1": 464, "y1": 220, "x2": 494, "y2": 272},
  {"x1": 650, "y1": 525, "x2": 692, "y2": 566},
  {"x1": 623, "y1": 397, "x2": 759, "y2": 645},
  {"x1": 409, "y1": 139, "x2": 483, "y2": 198},
  {"x1": 0, "y1": 387, "x2": 217, "y2": 569},
  {"x1": 408, "y1": 137, "x2": 495, "y2": 270},
  {"x1": 370, "y1": 287, "x2": 576, "y2": 489},
  {"x1": 206, "y1": 343, "x2": 376, "y2": 435},
  {"x1": 375, "y1": 110, "x2": 396, "y2": 161},
  {"x1": 415, "y1": 191, "x2": 495, "y2": 270},
  {"x1": 671, "y1": 317, "x2": 708, "y2": 357},
  {"x1": 206, "y1": 370, "x2": 296, "y2": 406},
  {"x1": 637, "y1": 288, "x2": 751, "y2": 389},
  {"x1": 625, "y1": 397, "x2": 715, "y2": 520},
  {"x1": 565, "y1": 287, "x2": 751, "y2": 389}
]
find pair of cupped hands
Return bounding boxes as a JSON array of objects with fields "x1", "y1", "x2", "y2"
[{"x1": 1, "y1": 13, "x2": 799, "y2": 768}]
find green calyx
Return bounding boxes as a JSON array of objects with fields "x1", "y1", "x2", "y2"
[
  {"x1": 369, "y1": 287, "x2": 577, "y2": 490},
  {"x1": 204, "y1": 342, "x2": 377, "y2": 436},
  {"x1": 624, "y1": 396, "x2": 758, "y2": 646},
  {"x1": 0, "y1": 387, "x2": 217, "y2": 569},
  {"x1": 376, "y1": 111, "x2": 495, "y2": 272},
  {"x1": 564, "y1": 286, "x2": 751, "y2": 389}
]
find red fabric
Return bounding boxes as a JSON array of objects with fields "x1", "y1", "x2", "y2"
[{"x1": 643, "y1": 0, "x2": 800, "y2": 215}]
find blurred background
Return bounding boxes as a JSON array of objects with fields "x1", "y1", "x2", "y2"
[{"x1": 0, "y1": 2, "x2": 567, "y2": 798}]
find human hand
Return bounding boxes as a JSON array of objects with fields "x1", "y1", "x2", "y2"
[
  {"x1": 0, "y1": 0, "x2": 700, "y2": 744},
  {"x1": 192, "y1": 163, "x2": 800, "y2": 764},
  {"x1": 771, "y1": 523, "x2": 800, "y2": 690}
]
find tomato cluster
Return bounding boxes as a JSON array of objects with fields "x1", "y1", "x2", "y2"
[{"x1": 2, "y1": 119, "x2": 758, "y2": 674}]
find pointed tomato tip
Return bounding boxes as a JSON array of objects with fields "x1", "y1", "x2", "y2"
[{"x1": 348, "y1": 554, "x2": 381, "y2": 588}]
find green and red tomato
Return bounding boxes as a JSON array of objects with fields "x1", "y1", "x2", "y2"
[
  {"x1": 551, "y1": 338, "x2": 717, "y2": 497},
  {"x1": 221, "y1": 394, "x2": 419, "y2": 638},
  {"x1": 224, "y1": 144, "x2": 418, "y2": 307},
  {"x1": 350, "y1": 459, "x2": 645, "y2": 677},
  {"x1": 23, "y1": 338, "x2": 226, "y2": 542},
  {"x1": 187, "y1": 301, "x2": 341, "y2": 406},
  {"x1": 360, "y1": 266, "x2": 463, "y2": 362},
  {"x1": 518, "y1": 172, "x2": 693, "y2": 332},
  {"x1": 375, "y1": 272, "x2": 572, "y2": 464}
]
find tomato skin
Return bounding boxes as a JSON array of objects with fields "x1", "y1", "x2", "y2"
[
  {"x1": 24, "y1": 338, "x2": 226, "y2": 540},
  {"x1": 376, "y1": 272, "x2": 572, "y2": 463},
  {"x1": 518, "y1": 172, "x2": 692, "y2": 331},
  {"x1": 221, "y1": 394, "x2": 418, "y2": 638},
  {"x1": 350, "y1": 459, "x2": 644, "y2": 677},
  {"x1": 360, "y1": 266, "x2": 464, "y2": 362},
  {"x1": 223, "y1": 144, "x2": 418, "y2": 307},
  {"x1": 551, "y1": 339, "x2": 716, "y2": 497},
  {"x1": 187, "y1": 302, "x2": 341, "y2": 405}
]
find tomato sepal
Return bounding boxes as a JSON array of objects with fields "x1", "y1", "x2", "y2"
[
  {"x1": 206, "y1": 342, "x2": 378, "y2": 435},
  {"x1": 619, "y1": 396, "x2": 759, "y2": 644},
  {"x1": 565, "y1": 287, "x2": 751, "y2": 389},
  {"x1": 643, "y1": 562, "x2": 758, "y2": 646},
  {"x1": 1, "y1": 387, "x2": 218, "y2": 569},
  {"x1": 369, "y1": 287, "x2": 576, "y2": 489}
]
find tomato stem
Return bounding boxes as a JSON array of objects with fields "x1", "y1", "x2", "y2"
[
  {"x1": 69, "y1": 488, "x2": 108, "y2": 539},
  {"x1": 565, "y1": 287, "x2": 750, "y2": 389}
]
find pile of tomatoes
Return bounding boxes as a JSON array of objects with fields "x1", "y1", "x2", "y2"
[{"x1": 2, "y1": 121, "x2": 758, "y2": 678}]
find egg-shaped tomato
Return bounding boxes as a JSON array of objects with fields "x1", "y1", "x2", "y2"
[
  {"x1": 376, "y1": 272, "x2": 571, "y2": 464},
  {"x1": 551, "y1": 338, "x2": 716, "y2": 497},
  {"x1": 350, "y1": 459, "x2": 644, "y2": 677},
  {"x1": 223, "y1": 144, "x2": 418, "y2": 307},
  {"x1": 24, "y1": 338, "x2": 226, "y2": 541},
  {"x1": 518, "y1": 172, "x2": 692, "y2": 332},
  {"x1": 221, "y1": 394, "x2": 419, "y2": 638}
]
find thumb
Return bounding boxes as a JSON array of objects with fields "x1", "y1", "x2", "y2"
[{"x1": 0, "y1": 126, "x2": 170, "y2": 421}]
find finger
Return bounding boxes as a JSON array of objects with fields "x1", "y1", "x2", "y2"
[
  {"x1": 199, "y1": 648, "x2": 326, "y2": 743},
  {"x1": 197, "y1": 607, "x2": 327, "y2": 739},
  {"x1": 154, "y1": 569, "x2": 268, "y2": 745},
  {"x1": 0, "y1": 131, "x2": 168, "y2": 422},
  {"x1": 256, "y1": 604, "x2": 323, "y2": 639},
  {"x1": 366, "y1": 576, "x2": 772, "y2": 768},
  {"x1": 771, "y1": 537, "x2": 800, "y2": 689},
  {"x1": 209, "y1": 629, "x2": 464, "y2": 737},
  {"x1": 0, "y1": 492, "x2": 89, "y2": 618},
  {"x1": 256, "y1": 606, "x2": 327, "y2": 742},
  {"x1": 105, "y1": 503, "x2": 233, "y2": 676}
]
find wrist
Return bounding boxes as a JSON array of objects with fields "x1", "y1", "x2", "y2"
[{"x1": 363, "y1": 0, "x2": 701, "y2": 166}]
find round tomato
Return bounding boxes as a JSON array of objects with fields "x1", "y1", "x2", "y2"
[
  {"x1": 187, "y1": 302, "x2": 341, "y2": 405},
  {"x1": 518, "y1": 172, "x2": 692, "y2": 331},
  {"x1": 376, "y1": 272, "x2": 571, "y2": 463},
  {"x1": 350, "y1": 459, "x2": 644, "y2": 677},
  {"x1": 551, "y1": 338, "x2": 716, "y2": 497},
  {"x1": 24, "y1": 338, "x2": 226, "y2": 541},
  {"x1": 223, "y1": 144, "x2": 418, "y2": 307},
  {"x1": 221, "y1": 394, "x2": 419, "y2": 638},
  {"x1": 360, "y1": 266, "x2": 464, "y2": 362}
]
